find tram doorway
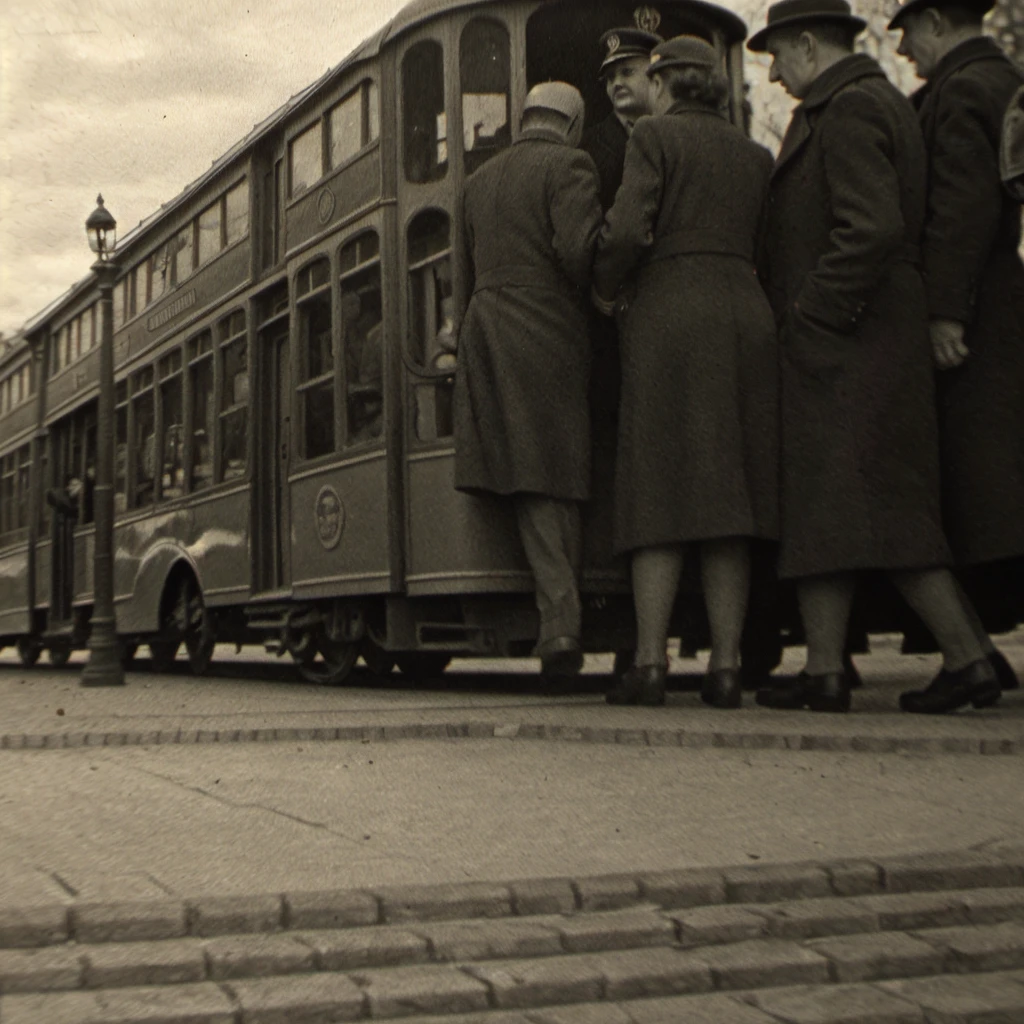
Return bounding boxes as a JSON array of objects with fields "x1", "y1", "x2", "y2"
[{"x1": 254, "y1": 318, "x2": 292, "y2": 593}]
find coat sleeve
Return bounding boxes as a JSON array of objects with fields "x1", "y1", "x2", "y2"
[
  {"x1": 922, "y1": 72, "x2": 1006, "y2": 324},
  {"x1": 794, "y1": 89, "x2": 905, "y2": 334},
  {"x1": 593, "y1": 119, "x2": 664, "y2": 299},
  {"x1": 549, "y1": 150, "x2": 603, "y2": 291}
]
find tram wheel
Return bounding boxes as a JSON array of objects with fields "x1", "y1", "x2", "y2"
[
  {"x1": 48, "y1": 639, "x2": 73, "y2": 668},
  {"x1": 360, "y1": 637, "x2": 395, "y2": 676},
  {"x1": 120, "y1": 642, "x2": 138, "y2": 670},
  {"x1": 16, "y1": 637, "x2": 42, "y2": 668},
  {"x1": 394, "y1": 652, "x2": 451, "y2": 678},
  {"x1": 149, "y1": 640, "x2": 180, "y2": 672},
  {"x1": 297, "y1": 636, "x2": 359, "y2": 686},
  {"x1": 175, "y1": 577, "x2": 215, "y2": 675}
]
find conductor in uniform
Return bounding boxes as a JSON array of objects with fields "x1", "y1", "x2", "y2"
[
  {"x1": 453, "y1": 82, "x2": 603, "y2": 678},
  {"x1": 890, "y1": 0, "x2": 1023, "y2": 695},
  {"x1": 750, "y1": 0, "x2": 1000, "y2": 714},
  {"x1": 581, "y1": 20, "x2": 662, "y2": 211}
]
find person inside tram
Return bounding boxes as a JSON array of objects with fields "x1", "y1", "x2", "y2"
[
  {"x1": 342, "y1": 288, "x2": 383, "y2": 442},
  {"x1": 594, "y1": 36, "x2": 779, "y2": 709}
]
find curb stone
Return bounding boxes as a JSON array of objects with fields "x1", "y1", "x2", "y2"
[
  {"x1": 1, "y1": 847, "x2": 1023, "y2": 952},
  {"x1": 0, "y1": 719, "x2": 1020, "y2": 756}
]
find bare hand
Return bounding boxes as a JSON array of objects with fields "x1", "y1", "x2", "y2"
[{"x1": 930, "y1": 319, "x2": 968, "y2": 370}]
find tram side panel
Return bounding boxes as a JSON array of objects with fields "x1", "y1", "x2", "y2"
[{"x1": 0, "y1": 398, "x2": 36, "y2": 639}]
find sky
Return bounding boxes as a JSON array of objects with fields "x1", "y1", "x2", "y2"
[
  {"x1": 0, "y1": 0, "x2": 407, "y2": 340},
  {"x1": 0, "y1": 0, "x2": 913, "y2": 343}
]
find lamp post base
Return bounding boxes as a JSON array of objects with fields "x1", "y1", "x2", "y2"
[{"x1": 80, "y1": 617, "x2": 126, "y2": 687}]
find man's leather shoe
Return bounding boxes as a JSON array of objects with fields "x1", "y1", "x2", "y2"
[
  {"x1": 899, "y1": 658, "x2": 1000, "y2": 714},
  {"x1": 989, "y1": 648, "x2": 1020, "y2": 691},
  {"x1": 607, "y1": 664, "x2": 666, "y2": 706},
  {"x1": 702, "y1": 668, "x2": 742, "y2": 709},
  {"x1": 756, "y1": 671, "x2": 851, "y2": 713},
  {"x1": 537, "y1": 636, "x2": 583, "y2": 678}
]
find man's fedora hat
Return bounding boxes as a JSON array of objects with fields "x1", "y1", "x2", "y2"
[
  {"x1": 645, "y1": 35, "x2": 719, "y2": 75},
  {"x1": 599, "y1": 26, "x2": 663, "y2": 76},
  {"x1": 748, "y1": 0, "x2": 867, "y2": 51},
  {"x1": 887, "y1": 0, "x2": 994, "y2": 31}
]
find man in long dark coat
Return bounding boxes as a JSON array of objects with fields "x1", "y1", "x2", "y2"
[
  {"x1": 890, "y1": 0, "x2": 1023, "y2": 694},
  {"x1": 750, "y1": 0, "x2": 999, "y2": 714},
  {"x1": 453, "y1": 82, "x2": 603, "y2": 678}
]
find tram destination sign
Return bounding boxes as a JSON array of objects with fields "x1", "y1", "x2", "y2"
[{"x1": 147, "y1": 288, "x2": 196, "y2": 332}]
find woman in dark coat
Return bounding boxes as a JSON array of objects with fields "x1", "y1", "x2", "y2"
[{"x1": 593, "y1": 35, "x2": 779, "y2": 709}]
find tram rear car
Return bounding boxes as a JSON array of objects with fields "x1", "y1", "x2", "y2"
[{"x1": 1, "y1": 0, "x2": 751, "y2": 680}]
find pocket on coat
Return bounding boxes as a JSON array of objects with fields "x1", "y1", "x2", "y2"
[{"x1": 783, "y1": 308, "x2": 852, "y2": 385}]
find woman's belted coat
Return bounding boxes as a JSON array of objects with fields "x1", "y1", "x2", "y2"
[{"x1": 593, "y1": 100, "x2": 779, "y2": 554}]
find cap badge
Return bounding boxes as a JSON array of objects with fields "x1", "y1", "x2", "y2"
[
  {"x1": 634, "y1": 6, "x2": 662, "y2": 33},
  {"x1": 606, "y1": 33, "x2": 621, "y2": 55}
]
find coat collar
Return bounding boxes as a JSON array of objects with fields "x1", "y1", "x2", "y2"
[
  {"x1": 915, "y1": 36, "x2": 1010, "y2": 105},
  {"x1": 665, "y1": 99, "x2": 727, "y2": 119},
  {"x1": 773, "y1": 54, "x2": 885, "y2": 177},
  {"x1": 517, "y1": 126, "x2": 568, "y2": 146}
]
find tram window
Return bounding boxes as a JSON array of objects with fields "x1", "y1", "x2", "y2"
[
  {"x1": 329, "y1": 89, "x2": 363, "y2": 169},
  {"x1": 198, "y1": 202, "x2": 222, "y2": 268},
  {"x1": 188, "y1": 331, "x2": 215, "y2": 493},
  {"x1": 0, "y1": 454, "x2": 14, "y2": 537},
  {"x1": 72, "y1": 317, "x2": 82, "y2": 362},
  {"x1": 225, "y1": 179, "x2": 249, "y2": 246},
  {"x1": 15, "y1": 447, "x2": 30, "y2": 530},
  {"x1": 368, "y1": 81, "x2": 380, "y2": 143},
  {"x1": 340, "y1": 233, "x2": 383, "y2": 445},
  {"x1": 149, "y1": 246, "x2": 171, "y2": 305},
  {"x1": 175, "y1": 226, "x2": 195, "y2": 284},
  {"x1": 403, "y1": 41, "x2": 447, "y2": 184},
  {"x1": 130, "y1": 369, "x2": 156, "y2": 508},
  {"x1": 113, "y1": 279, "x2": 127, "y2": 332},
  {"x1": 81, "y1": 407, "x2": 96, "y2": 524},
  {"x1": 461, "y1": 19, "x2": 511, "y2": 175},
  {"x1": 297, "y1": 258, "x2": 334, "y2": 459},
  {"x1": 290, "y1": 122, "x2": 323, "y2": 198},
  {"x1": 407, "y1": 211, "x2": 454, "y2": 441},
  {"x1": 63, "y1": 323, "x2": 74, "y2": 367},
  {"x1": 37, "y1": 440, "x2": 49, "y2": 532},
  {"x1": 218, "y1": 314, "x2": 248, "y2": 482},
  {"x1": 159, "y1": 351, "x2": 184, "y2": 500},
  {"x1": 114, "y1": 381, "x2": 128, "y2": 515}
]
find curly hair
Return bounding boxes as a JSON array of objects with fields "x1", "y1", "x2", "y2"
[{"x1": 661, "y1": 65, "x2": 729, "y2": 109}]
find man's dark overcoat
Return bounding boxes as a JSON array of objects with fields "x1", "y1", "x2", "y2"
[
  {"x1": 594, "y1": 102, "x2": 779, "y2": 554},
  {"x1": 453, "y1": 129, "x2": 602, "y2": 500},
  {"x1": 761, "y1": 54, "x2": 950, "y2": 579},
  {"x1": 913, "y1": 37, "x2": 1024, "y2": 566},
  {"x1": 581, "y1": 112, "x2": 630, "y2": 212}
]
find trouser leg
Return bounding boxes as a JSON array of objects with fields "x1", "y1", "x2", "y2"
[{"x1": 514, "y1": 495, "x2": 582, "y2": 644}]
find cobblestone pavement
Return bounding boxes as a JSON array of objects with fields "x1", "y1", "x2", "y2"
[{"x1": 0, "y1": 634, "x2": 1022, "y2": 1020}]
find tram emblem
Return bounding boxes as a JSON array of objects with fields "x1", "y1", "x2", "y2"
[
  {"x1": 314, "y1": 485, "x2": 345, "y2": 550},
  {"x1": 317, "y1": 187, "x2": 337, "y2": 226},
  {"x1": 634, "y1": 6, "x2": 661, "y2": 33}
]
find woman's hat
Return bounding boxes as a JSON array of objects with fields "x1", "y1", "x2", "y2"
[
  {"x1": 748, "y1": 0, "x2": 867, "y2": 52},
  {"x1": 887, "y1": 0, "x2": 994, "y2": 30},
  {"x1": 645, "y1": 35, "x2": 719, "y2": 75}
]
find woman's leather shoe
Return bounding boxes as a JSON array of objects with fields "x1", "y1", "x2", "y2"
[
  {"x1": 899, "y1": 658, "x2": 1000, "y2": 714},
  {"x1": 756, "y1": 671, "x2": 850, "y2": 713},
  {"x1": 607, "y1": 664, "x2": 666, "y2": 706},
  {"x1": 537, "y1": 636, "x2": 583, "y2": 678},
  {"x1": 702, "y1": 668, "x2": 742, "y2": 709}
]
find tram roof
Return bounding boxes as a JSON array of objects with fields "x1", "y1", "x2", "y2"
[{"x1": 382, "y1": 0, "x2": 748, "y2": 44}]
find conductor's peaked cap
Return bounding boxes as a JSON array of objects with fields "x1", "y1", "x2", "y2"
[
  {"x1": 747, "y1": 0, "x2": 867, "y2": 51},
  {"x1": 523, "y1": 82, "x2": 586, "y2": 123}
]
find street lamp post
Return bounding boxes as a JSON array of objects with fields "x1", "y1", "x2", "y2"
[{"x1": 80, "y1": 195, "x2": 125, "y2": 687}]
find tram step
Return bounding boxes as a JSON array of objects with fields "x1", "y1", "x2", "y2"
[{"x1": 3, "y1": 867, "x2": 1024, "y2": 1020}]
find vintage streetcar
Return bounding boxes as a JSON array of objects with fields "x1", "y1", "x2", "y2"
[{"x1": 4, "y1": 0, "x2": 1013, "y2": 683}]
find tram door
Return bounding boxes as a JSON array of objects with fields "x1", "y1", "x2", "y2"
[{"x1": 254, "y1": 313, "x2": 292, "y2": 593}]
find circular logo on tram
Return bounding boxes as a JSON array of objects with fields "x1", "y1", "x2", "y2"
[
  {"x1": 316, "y1": 187, "x2": 337, "y2": 225},
  {"x1": 314, "y1": 485, "x2": 345, "y2": 550}
]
